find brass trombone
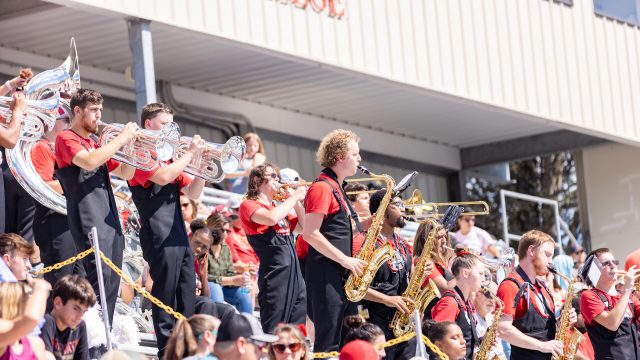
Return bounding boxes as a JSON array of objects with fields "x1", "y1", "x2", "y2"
[{"x1": 402, "y1": 189, "x2": 489, "y2": 219}]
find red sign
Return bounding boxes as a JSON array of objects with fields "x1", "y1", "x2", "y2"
[{"x1": 277, "y1": 0, "x2": 347, "y2": 18}]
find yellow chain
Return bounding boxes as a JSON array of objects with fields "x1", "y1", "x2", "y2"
[
  {"x1": 422, "y1": 334, "x2": 449, "y2": 360},
  {"x1": 97, "y1": 251, "x2": 186, "y2": 321},
  {"x1": 34, "y1": 249, "x2": 94, "y2": 275},
  {"x1": 312, "y1": 331, "x2": 418, "y2": 358}
]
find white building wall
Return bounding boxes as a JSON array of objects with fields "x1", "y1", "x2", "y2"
[
  {"x1": 581, "y1": 143, "x2": 640, "y2": 258},
  {"x1": 48, "y1": 0, "x2": 640, "y2": 146}
]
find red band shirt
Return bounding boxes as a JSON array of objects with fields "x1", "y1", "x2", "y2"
[
  {"x1": 128, "y1": 163, "x2": 192, "y2": 190},
  {"x1": 55, "y1": 130, "x2": 120, "y2": 171},
  {"x1": 31, "y1": 140, "x2": 56, "y2": 181},
  {"x1": 239, "y1": 199, "x2": 299, "y2": 236},
  {"x1": 580, "y1": 288, "x2": 640, "y2": 326},
  {"x1": 304, "y1": 173, "x2": 350, "y2": 217},
  {"x1": 497, "y1": 273, "x2": 555, "y2": 320}
]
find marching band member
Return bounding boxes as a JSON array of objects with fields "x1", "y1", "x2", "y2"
[
  {"x1": 355, "y1": 189, "x2": 413, "y2": 360},
  {"x1": 580, "y1": 248, "x2": 640, "y2": 360},
  {"x1": 239, "y1": 163, "x2": 307, "y2": 332},
  {"x1": 302, "y1": 129, "x2": 367, "y2": 352},
  {"x1": 429, "y1": 250, "x2": 484, "y2": 360},
  {"x1": 54, "y1": 88, "x2": 138, "y2": 325},
  {"x1": 0, "y1": 92, "x2": 25, "y2": 234},
  {"x1": 497, "y1": 230, "x2": 571, "y2": 359},
  {"x1": 31, "y1": 101, "x2": 85, "y2": 289},
  {"x1": 127, "y1": 102, "x2": 205, "y2": 357}
]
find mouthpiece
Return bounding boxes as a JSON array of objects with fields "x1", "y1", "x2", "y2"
[
  {"x1": 547, "y1": 264, "x2": 558, "y2": 274},
  {"x1": 357, "y1": 165, "x2": 371, "y2": 175}
]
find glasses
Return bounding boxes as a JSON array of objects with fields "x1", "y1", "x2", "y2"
[
  {"x1": 391, "y1": 201, "x2": 405, "y2": 209},
  {"x1": 272, "y1": 342, "x2": 302, "y2": 353},
  {"x1": 265, "y1": 173, "x2": 279, "y2": 180},
  {"x1": 601, "y1": 259, "x2": 620, "y2": 268}
]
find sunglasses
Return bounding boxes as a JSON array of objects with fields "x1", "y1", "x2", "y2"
[
  {"x1": 391, "y1": 201, "x2": 405, "y2": 208},
  {"x1": 265, "y1": 173, "x2": 279, "y2": 180},
  {"x1": 601, "y1": 259, "x2": 620, "y2": 268},
  {"x1": 272, "y1": 342, "x2": 302, "y2": 353}
]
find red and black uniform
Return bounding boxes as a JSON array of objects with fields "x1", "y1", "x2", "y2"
[
  {"x1": 31, "y1": 139, "x2": 85, "y2": 289},
  {"x1": 354, "y1": 232, "x2": 412, "y2": 360},
  {"x1": 430, "y1": 286, "x2": 478, "y2": 360},
  {"x1": 54, "y1": 130, "x2": 124, "y2": 324},
  {"x1": 421, "y1": 261, "x2": 453, "y2": 318},
  {"x1": 304, "y1": 168, "x2": 358, "y2": 352},
  {"x1": 127, "y1": 163, "x2": 195, "y2": 355},
  {"x1": 580, "y1": 288, "x2": 640, "y2": 360},
  {"x1": 239, "y1": 199, "x2": 306, "y2": 333},
  {"x1": 497, "y1": 266, "x2": 556, "y2": 360}
]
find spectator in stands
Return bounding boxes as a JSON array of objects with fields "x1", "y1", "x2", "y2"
[
  {"x1": 206, "y1": 213, "x2": 253, "y2": 314},
  {"x1": 214, "y1": 313, "x2": 278, "y2": 360},
  {"x1": 164, "y1": 314, "x2": 221, "y2": 360},
  {"x1": 342, "y1": 315, "x2": 385, "y2": 360},
  {"x1": 225, "y1": 197, "x2": 260, "y2": 268},
  {"x1": 182, "y1": 196, "x2": 199, "y2": 231},
  {"x1": 267, "y1": 324, "x2": 310, "y2": 360},
  {"x1": 40, "y1": 274, "x2": 95, "y2": 360},
  {"x1": 0, "y1": 282, "x2": 51, "y2": 360},
  {"x1": 227, "y1": 132, "x2": 267, "y2": 195},
  {"x1": 189, "y1": 220, "x2": 213, "y2": 298},
  {"x1": 0, "y1": 233, "x2": 34, "y2": 282},
  {"x1": 455, "y1": 214, "x2": 498, "y2": 257}
]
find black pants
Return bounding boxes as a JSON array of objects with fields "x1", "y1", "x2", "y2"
[
  {"x1": 33, "y1": 211, "x2": 85, "y2": 295},
  {"x1": 307, "y1": 260, "x2": 356, "y2": 352},
  {"x1": 146, "y1": 244, "x2": 196, "y2": 357},
  {"x1": 194, "y1": 296, "x2": 237, "y2": 324},
  {"x1": 3, "y1": 167, "x2": 35, "y2": 241}
]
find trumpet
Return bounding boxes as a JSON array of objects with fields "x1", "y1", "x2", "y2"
[
  {"x1": 98, "y1": 120, "x2": 180, "y2": 172},
  {"x1": 273, "y1": 180, "x2": 311, "y2": 202}
]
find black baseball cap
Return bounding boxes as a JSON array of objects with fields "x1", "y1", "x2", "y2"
[{"x1": 216, "y1": 313, "x2": 278, "y2": 344}]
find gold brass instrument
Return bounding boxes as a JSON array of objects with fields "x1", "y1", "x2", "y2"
[
  {"x1": 475, "y1": 287, "x2": 504, "y2": 360},
  {"x1": 344, "y1": 165, "x2": 396, "y2": 302},
  {"x1": 548, "y1": 264, "x2": 583, "y2": 360},
  {"x1": 172, "y1": 135, "x2": 245, "y2": 183},
  {"x1": 390, "y1": 218, "x2": 442, "y2": 337},
  {"x1": 403, "y1": 190, "x2": 490, "y2": 220},
  {"x1": 273, "y1": 179, "x2": 309, "y2": 202},
  {"x1": 98, "y1": 120, "x2": 180, "y2": 172}
]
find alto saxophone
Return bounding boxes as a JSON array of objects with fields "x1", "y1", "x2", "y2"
[
  {"x1": 389, "y1": 218, "x2": 442, "y2": 337},
  {"x1": 475, "y1": 288, "x2": 504, "y2": 360},
  {"x1": 548, "y1": 265, "x2": 583, "y2": 360},
  {"x1": 344, "y1": 166, "x2": 396, "y2": 302}
]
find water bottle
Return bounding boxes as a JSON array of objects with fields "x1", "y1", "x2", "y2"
[{"x1": 240, "y1": 270, "x2": 251, "y2": 294}]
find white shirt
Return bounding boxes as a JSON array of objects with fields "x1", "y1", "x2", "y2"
[{"x1": 455, "y1": 227, "x2": 495, "y2": 255}]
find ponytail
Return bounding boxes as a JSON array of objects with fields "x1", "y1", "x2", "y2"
[{"x1": 164, "y1": 319, "x2": 198, "y2": 360}]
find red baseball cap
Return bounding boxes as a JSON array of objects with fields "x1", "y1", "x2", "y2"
[{"x1": 339, "y1": 340, "x2": 379, "y2": 360}]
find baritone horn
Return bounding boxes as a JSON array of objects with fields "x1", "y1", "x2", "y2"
[
  {"x1": 98, "y1": 120, "x2": 180, "y2": 172},
  {"x1": 173, "y1": 135, "x2": 246, "y2": 183}
]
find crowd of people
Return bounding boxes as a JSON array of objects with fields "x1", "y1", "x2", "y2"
[{"x1": 2, "y1": 70, "x2": 640, "y2": 360}]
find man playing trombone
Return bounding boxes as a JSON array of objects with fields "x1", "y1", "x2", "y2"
[
  {"x1": 127, "y1": 102, "x2": 205, "y2": 357},
  {"x1": 54, "y1": 88, "x2": 138, "y2": 325}
]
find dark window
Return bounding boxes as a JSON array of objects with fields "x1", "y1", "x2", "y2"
[{"x1": 594, "y1": 0, "x2": 639, "y2": 26}]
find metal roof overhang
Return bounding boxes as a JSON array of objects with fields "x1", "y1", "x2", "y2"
[{"x1": 0, "y1": 1, "x2": 581, "y2": 171}]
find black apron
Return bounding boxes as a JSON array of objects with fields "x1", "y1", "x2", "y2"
[
  {"x1": 305, "y1": 168, "x2": 356, "y2": 352},
  {"x1": 246, "y1": 200, "x2": 306, "y2": 333},
  {"x1": 434, "y1": 287, "x2": 478, "y2": 360},
  {"x1": 585, "y1": 289, "x2": 640, "y2": 360},
  {"x1": 55, "y1": 132, "x2": 124, "y2": 325},
  {"x1": 503, "y1": 266, "x2": 556, "y2": 360},
  {"x1": 363, "y1": 234, "x2": 411, "y2": 360},
  {"x1": 32, "y1": 146, "x2": 85, "y2": 290},
  {"x1": 2, "y1": 148, "x2": 35, "y2": 241},
  {"x1": 0, "y1": 149, "x2": 5, "y2": 233},
  {"x1": 129, "y1": 178, "x2": 196, "y2": 355}
]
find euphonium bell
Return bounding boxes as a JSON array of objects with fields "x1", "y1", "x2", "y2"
[
  {"x1": 173, "y1": 135, "x2": 245, "y2": 183},
  {"x1": 0, "y1": 95, "x2": 60, "y2": 141},
  {"x1": 98, "y1": 120, "x2": 180, "y2": 172}
]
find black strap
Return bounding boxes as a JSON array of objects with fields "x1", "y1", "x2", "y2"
[
  {"x1": 316, "y1": 177, "x2": 364, "y2": 234},
  {"x1": 444, "y1": 287, "x2": 478, "y2": 343},
  {"x1": 515, "y1": 266, "x2": 554, "y2": 315},
  {"x1": 593, "y1": 289, "x2": 636, "y2": 320}
]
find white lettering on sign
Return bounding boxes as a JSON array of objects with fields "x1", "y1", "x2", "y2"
[{"x1": 275, "y1": 0, "x2": 347, "y2": 18}]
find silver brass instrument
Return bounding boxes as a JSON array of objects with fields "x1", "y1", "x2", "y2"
[
  {"x1": 173, "y1": 135, "x2": 245, "y2": 183},
  {"x1": 98, "y1": 120, "x2": 180, "y2": 172},
  {"x1": 4, "y1": 39, "x2": 80, "y2": 215}
]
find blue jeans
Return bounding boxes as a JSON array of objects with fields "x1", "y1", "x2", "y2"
[
  {"x1": 222, "y1": 286, "x2": 253, "y2": 314},
  {"x1": 208, "y1": 282, "x2": 224, "y2": 303}
]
